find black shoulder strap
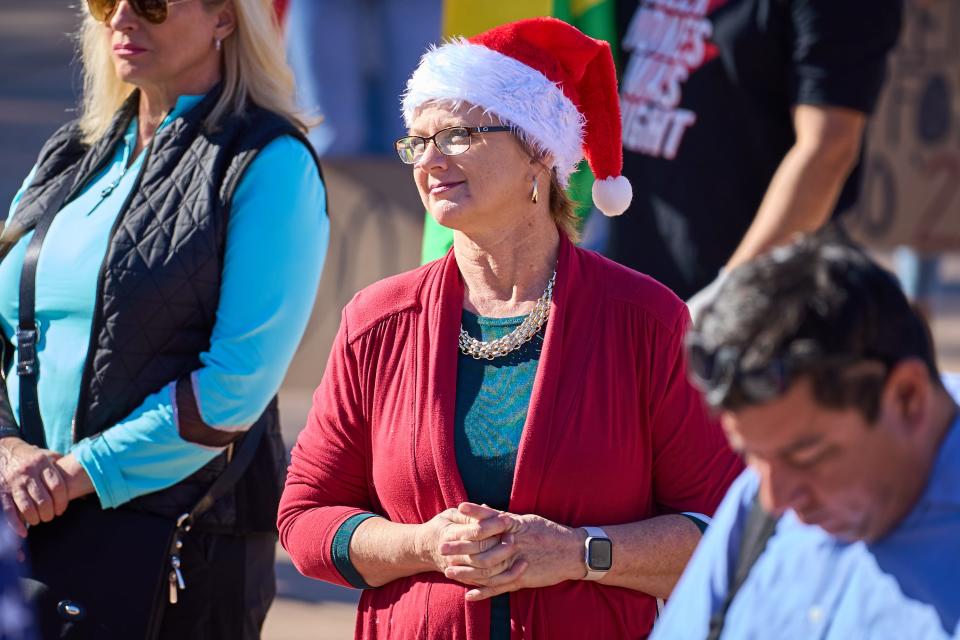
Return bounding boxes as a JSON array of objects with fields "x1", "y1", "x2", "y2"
[
  {"x1": 16, "y1": 173, "x2": 79, "y2": 448},
  {"x1": 706, "y1": 493, "x2": 779, "y2": 640},
  {"x1": 184, "y1": 418, "x2": 265, "y2": 525}
]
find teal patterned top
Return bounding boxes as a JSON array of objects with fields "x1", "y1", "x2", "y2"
[{"x1": 454, "y1": 310, "x2": 543, "y2": 640}]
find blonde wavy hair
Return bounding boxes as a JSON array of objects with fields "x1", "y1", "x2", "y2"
[{"x1": 77, "y1": 0, "x2": 306, "y2": 144}]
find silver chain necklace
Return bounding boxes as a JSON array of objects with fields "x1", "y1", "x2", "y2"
[{"x1": 458, "y1": 270, "x2": 556, "y2": 360}]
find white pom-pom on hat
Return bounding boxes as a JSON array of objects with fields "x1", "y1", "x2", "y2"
[{"x1": 592, "y1": 175, "x2": 633, "y2": 217}]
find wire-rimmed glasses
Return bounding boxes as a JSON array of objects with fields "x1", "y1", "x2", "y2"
[{"x1": 394, "y1": 126, "x2": 512, "y2": 164}]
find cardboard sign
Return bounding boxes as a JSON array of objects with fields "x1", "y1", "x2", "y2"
[{"x1": 846, "y1": 1, "x2": 960, "y2": 251}]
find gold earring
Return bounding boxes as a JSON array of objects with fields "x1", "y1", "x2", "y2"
[{"x1": 531, "y1": 177, "x2": 539, "y2": 204}]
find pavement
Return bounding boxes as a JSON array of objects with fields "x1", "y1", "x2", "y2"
[{"x1": 2, "y1": 3, "x2": 959, "y2": 639}]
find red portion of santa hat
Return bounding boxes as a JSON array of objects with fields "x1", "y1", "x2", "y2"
[{"x1": 469, "y1": 18, "x2": 625, "y2": 188}]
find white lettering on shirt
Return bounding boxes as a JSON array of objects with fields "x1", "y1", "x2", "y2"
[
  {"x1": 621, "y1": 1, "x2": 721, "y2": 158},
  {"x1": 622, "y1": 98, "x2": 697, "y2": 159}
]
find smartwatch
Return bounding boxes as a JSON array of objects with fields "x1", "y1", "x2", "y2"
[{"x1": 582, "y1": 526, "x2": 612, "y2": 581}]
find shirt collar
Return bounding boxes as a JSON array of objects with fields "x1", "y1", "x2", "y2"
[
  {"x1": 120, "y1": 93, "x2": 207, "y2": 161},
  {"x1": 896, "y1": 372, "x2": 960, "y2": 521},
  {"x1": 918, "y1": 375, "x2": 960, "y2": 508},
  {"x1": 164, "y1": 93, "x2": 206, "y2": 124}
]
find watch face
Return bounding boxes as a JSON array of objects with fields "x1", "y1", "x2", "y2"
[{"x1": 587, "y1": 538, "x2": 613, "y2": 571}]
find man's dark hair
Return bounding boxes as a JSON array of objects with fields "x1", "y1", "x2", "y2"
[{"x1": 691, "y1": 229, "x2": 940, "y2": 421}]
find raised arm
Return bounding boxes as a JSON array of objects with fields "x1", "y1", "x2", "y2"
[{"x1": 724, "y1": 0, "x2": 902, "y2": 269}]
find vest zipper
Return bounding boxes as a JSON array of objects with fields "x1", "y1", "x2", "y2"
[{"x1": 71, "y1": 139, "x2": 155, "y2": 443}]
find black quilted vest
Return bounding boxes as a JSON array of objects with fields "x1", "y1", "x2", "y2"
[{"x1": 0, "y1": 90, "x2": 321, "y2": 533}]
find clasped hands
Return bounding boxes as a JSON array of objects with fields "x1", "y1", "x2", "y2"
[
  {"x1": 419, "y1": 502, "x2": 587, "y2": 601},
  {"x1": 0, "y1": 437, "x2": 71, "y2": 537}
]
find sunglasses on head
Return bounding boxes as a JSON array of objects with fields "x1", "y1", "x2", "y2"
[
  {"x1": 686, "y1": 335, "x2": 886, "y2": 409},
  {"x1": 87, "y1": 0, "x2": 197, "y2": 24}
]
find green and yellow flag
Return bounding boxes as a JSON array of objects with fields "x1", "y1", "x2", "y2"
[{"x1": 419, "y1": 0, "x2": 618, "y2": 264}]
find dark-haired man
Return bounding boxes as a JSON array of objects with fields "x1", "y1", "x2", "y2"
[{"x1": 653, "y1": 234, "x2": 960, "y2": 639}]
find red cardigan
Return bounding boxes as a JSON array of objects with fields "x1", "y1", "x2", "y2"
[{"x1": 278, "y1": 236, "x2": 743, "y2": 639}]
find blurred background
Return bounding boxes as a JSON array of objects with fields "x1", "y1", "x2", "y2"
[{"x1": 1, "y1": 1, "x2": 958, "y2": 638}]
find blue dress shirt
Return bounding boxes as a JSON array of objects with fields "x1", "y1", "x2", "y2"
[
  {"x1": 0, "y1": 94, "x2": 328, "y2": 508},
  {"x1": 653, "y1": 373, "x2": 960, "y2": 640}
]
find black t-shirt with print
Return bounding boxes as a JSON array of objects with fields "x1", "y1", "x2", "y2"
[{"x1": 606, "y1": 0, "x2": 902, "y2": 300}]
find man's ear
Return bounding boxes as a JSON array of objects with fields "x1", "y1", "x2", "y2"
[{"x1": 879, "y1": 358, "x2": 931, "y2": 433}]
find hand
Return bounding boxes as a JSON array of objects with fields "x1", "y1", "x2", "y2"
[
  {"x1": 415, "y1": 506, "x2": 511, "y2": 578},
  {"x1": 686, "y1": 270, "x2": 729, "y2": 325},
  {"x1": 55, "y1": 454, "x2": 94, "y2": 502},
  {"x1": 0, "y1": 437, "x2": 69, "y2": 532},
  {"x1": 441, "y1": 503, "x2": 585, "y2": 601}
]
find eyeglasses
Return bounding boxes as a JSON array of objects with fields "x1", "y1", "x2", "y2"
[
  {"x1": 394, "y1": 126, "x2": 512, "y2": 164},
  {"x1": 686, "y1": 336, "x2": 887, "y2": 408},
  {"x1": 87, "y1": 0, "x2": 196, "y2": 24}
]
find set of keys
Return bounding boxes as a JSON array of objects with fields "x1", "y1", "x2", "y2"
[
  {"x1": 168, "y1": 526, "x2": 187, "y2": 604},
  {"x1": 168, "y1": 551, "x2": 186, "y2": 604}
]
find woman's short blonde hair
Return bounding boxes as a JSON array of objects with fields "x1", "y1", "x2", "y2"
[
  {"x1": 546, "y1": 169, "x2": 580, "y2": 244},
  {"x1": 512, "y1": 129, "x2": 581, "y2": 243},
  {"x1": 77, "y1": 0, "x2": 306, "y2": 144}
]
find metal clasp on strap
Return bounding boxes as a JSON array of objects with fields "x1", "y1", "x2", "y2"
[
  {"x1": 168, "y1": 512, "x2": 193, "y2": 604},
  {"x1": 175, "y1": 512, "x2": 193, "y2": 532},
  {"x1": 16, "y1": 323, "x2": 39, "y2": 376}
]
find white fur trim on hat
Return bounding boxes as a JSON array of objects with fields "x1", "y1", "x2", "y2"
[
  {"x1": 402, "y1": 39, "x2": 585, "y2": 186},
  {"x1": 591, "y1": 175, "x2": 633, "y2": 216}
]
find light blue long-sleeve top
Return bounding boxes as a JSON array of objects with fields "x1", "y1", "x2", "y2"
[
  {"x1": 652, "y1": 373, "x2": 960, "y2": 639},
  {"x1": 0, "y1": 94, "x2": 328, "y2": 508}
]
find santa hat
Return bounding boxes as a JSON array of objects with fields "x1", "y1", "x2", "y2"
[{"x1": 402, "y1": 17, "x2": 632, "y2": 217}]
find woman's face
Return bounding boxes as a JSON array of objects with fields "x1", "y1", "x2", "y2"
[
  {"x1": 105, "y1": 0, "x2": 233, "y2": 93},
  {"x1": 408, "y1": 102, "x2": 539, "y2": 237}
]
